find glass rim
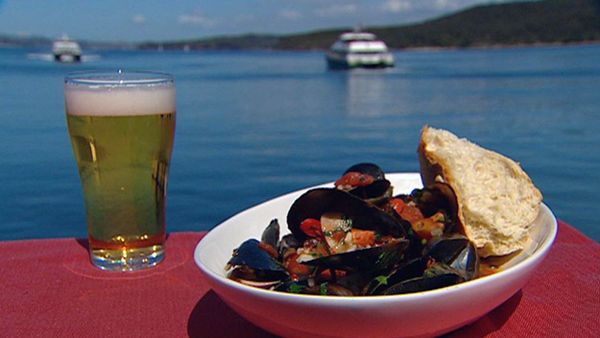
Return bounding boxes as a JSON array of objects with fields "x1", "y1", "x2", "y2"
[{"x1": 65, "y1": 70, "x2": 174, "y2": 87}]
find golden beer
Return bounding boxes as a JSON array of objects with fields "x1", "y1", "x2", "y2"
[{"x1": 65, "y1": 71, "x2": 175, "y2": 271}]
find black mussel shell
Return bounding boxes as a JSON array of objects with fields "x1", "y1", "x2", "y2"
[
  {"x1": 336, "y1": 271, "x2": 377, "y2": 296},
  {"x1": 364, "y1": 235, "x2": 479, "y2": 295},
  {"x1": 450, "y1": 241, "x2": 479, "y2": 281},
  {"x1": 343, "y1": 163, "x2": 386, "y2": 180},
  {"x1": 413, "y1": 183, "x2": 459, "y2": 226},
  {"x1": 302, "y1": 239, "x2": 409, "y2": 272},
  {"x1": 363, "y1": 257, "x2": 427, "y2": 295},
  {"x1": 367, "y1": 259, "x2": 464, "y2": 295},
  {"x1": 323, "y1": 283, "x2": 355, "y2": 296},
  {"x1": 278, "y1": 233, "x2": 301, "y2": 258},
  {"x1": 261, "y1": 219, "x2": 280, "y2": 249},
  {"x1": 346, "y1": 180, "x2": 393, "y2": 205},
  {"x1": 338, "y1": 163, "x2": 392, "y2": 204},
  {"x1": 287, "y1": 188, "x2": 406, "y2": 242},
  {"x1": 426, "y1": 235, "x2": 479, "y2": 281},
  {"x1": 382, "y1": 268, "x2": 464, "y2": 295},
  {"x1": 228, "y1": 239, "x2": 286, "y2": 274}
]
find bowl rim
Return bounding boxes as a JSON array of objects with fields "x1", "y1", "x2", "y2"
[{"x1": 195, "y1": 172, "x2": 558, "y2": 304}]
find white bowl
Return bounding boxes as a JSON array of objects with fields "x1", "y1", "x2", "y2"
[{"x1": 194, "y1": 173, "x2": 557, "y2": 338}]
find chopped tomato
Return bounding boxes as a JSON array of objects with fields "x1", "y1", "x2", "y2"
[
  {"x1": 320, "y1": 212, "x2": 354, "y2": 254},
  {"x1": 300, "y1": 218, "x2": 323, "y2": 238},
  {"x1": 284, "y1": 253, "x2": 313, "y2": 280},
  {"x1": 411, "y1": 212, "x2": 446, "y2": 240},
  {"x1": 258, "y1": 242, "x2": 279, "y2": 258},
  {"x1": 301, "y1": 238, "x2": 330, "y2": 257},
  {"x1": 389, "y1": 198, "x2": 425, "y2": 223},
  {"x1": 331, "y1": 230, "x2": 346, "y2": 242},
  {"x1": 351, "y1": 229, "x2": 376, "y2": 248},
  {"x1": 375, "y1": 235, "x2": 395, "y2": 245},
  {"x1": 335, "y1": 172, "x2": 375, "y2": 188},
  {"x1": 320, "y1": 269, "x2": 347, "y2": 280}
]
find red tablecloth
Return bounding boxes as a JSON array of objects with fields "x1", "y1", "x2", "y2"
[{"x1": 1, "y1": 221, "x2": 598, "y2": 337}]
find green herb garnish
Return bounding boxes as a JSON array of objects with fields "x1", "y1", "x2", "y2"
[
  {"x1": 319, "y1": 283, "x2": 328, "y2": 295},
  {"x1": 289, "y1": 283, "x2": 305, "y2": 294},
  {"x1": 375, "y1": 275, "x2": 389, "y2": 285}
]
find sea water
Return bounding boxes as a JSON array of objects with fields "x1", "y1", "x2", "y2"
[{"x1": 0, "y1": 45, "x2": 599, "y2": 241}]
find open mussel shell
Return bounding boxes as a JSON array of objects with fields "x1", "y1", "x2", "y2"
[
  {"x1": 382, "y1": 267, "x2": 464, "y2": 295},
  {"x1": 287, "y1": 188, "x2": 406, "y2": 242},
  {"x1": 302, "y1": 239, "x2": 409, "y2": 272},
  {"x1": 338, "y1": 163, "x2": 392, "y2": 204},
  {"x1": 343, "y1": 162, "x2": 386, "y2": 180},
  {"x1": 413, "y1": 183, "x2": 457, "y2": 213},
  {"x1": 346, "y1": 180, "x2": 393, "y2": 205},
  {"x1": 412, "y1": 182, "x2": 461, "y2": 233},
  {"x1": 278, "y1": 233, "x2": 301, "y2": 258},
  {"x1": 427, "y1": 234, "x2": 479, "y2": 281},
  {"x1": 228, "y1": 239, "x2": 284, "y2": 271},
  {"x1": 364, "y1": 235, "x2": 479, "y2": 295},
  {"x1": 364, "y1": 257, "x2": 465, "y2": 296},
  {"x1": 227, "y1": 239, "x2": 288, "y2": 287},
  {"x1": 363, "y1": 257, "x2": 427, "y2": 295}
]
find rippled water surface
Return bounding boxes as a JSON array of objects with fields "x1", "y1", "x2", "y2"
[{"x1": 1, "y1": 45, "x2": 599, "y2": 241}]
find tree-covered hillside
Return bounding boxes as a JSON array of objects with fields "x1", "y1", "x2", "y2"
[{"x1": 139, "y1": 0, "x2": 600, "y2": 50}]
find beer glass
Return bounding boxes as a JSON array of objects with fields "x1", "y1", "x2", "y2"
[{"x1": 65, "y1": 70, "x2": 176, "y2": 271}]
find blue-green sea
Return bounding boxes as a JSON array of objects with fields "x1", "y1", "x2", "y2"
[{"x1": 1, "y1": 45, "x2": 599, "y2": 241}]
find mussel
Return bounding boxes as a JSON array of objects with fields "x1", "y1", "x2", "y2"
[
  {"x1": 227, "y1": 239, "x2": 288, "y2": 288},
  {"x1": 427, "y1": 234, "x2": 479, "y2": 281},
  {"x1": 364, "y1": 234, "x2": 479, "y2": 295},
  {"x1": 409, "y1": 182, "x2": 460, "y2": 234},
  {"x1": 305, "y1": 240, "x2": 408, "y2": 272},
  {"x1": 261, "y1": 219, "x2": 280, "y2": 249},
  {"x1": 287, "y1": 188, "x2": 406, "y2": 241},
  {"x1": 226, "y1": 220, "x2": 288, "y2": 288},
  {"x1": 287, "y1": 188, "x2": 409, "y2": 273},
  {"x1": 334, "y1": 163, "x2": 393, "y2": 205},
  {"x1": 382, "y1": 183, "x2": 460, "y2": 243},
  {"x1": 380, "y1": 262, "x2": 465, "y2": 295}
]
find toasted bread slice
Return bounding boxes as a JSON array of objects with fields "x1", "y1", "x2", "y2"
[{"x1": 418, "y1": 126, "x2": 543, "y2": 257}]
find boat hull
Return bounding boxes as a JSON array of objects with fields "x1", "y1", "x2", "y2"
[
  {"x1": 54, "y1": 54, "x2": 81, "y2": 63},
  {"x1": 326, "y1": 52, "x2": 394, "y2": 70}
]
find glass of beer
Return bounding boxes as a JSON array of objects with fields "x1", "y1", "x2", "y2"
[{"x1": 65, "y1": 70, "x2": 176, "y2": 271}]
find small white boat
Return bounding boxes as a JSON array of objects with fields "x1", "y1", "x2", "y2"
[
  {"x1": 326, "y1": 31, "x2": 394, "y2": 69},
  {"x1": 52, "y1": 35, "x2": 82, "y2": 63}
]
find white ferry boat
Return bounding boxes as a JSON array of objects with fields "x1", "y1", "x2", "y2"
[
  {"x1": 52, "y1": 35, "x2": 82, "y2": 63},
  {"x1": 326, "y1": 31, "x2": 394, "y2": 69}
]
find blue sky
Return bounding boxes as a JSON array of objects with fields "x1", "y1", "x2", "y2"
[{"x1": 0, "y1": 0, "x2": 511, "y2": 42}]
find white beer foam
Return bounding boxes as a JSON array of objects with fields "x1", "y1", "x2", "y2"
[{"x1": 65, "y1": 85, "x2": 175, "y2": 116}]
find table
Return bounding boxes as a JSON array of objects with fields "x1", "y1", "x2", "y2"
[{"x1": 1, "y1": 221, "x2": 598, "y2": 337}]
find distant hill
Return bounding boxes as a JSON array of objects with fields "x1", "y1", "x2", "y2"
[
  {"x1": 0, "y1": 34, "x2": 52, "y2": 48},
  {"x1": 371, "y1": 0, "x2": 600, "y2": 48},
  {"x1": 139, "y1": 0, "x2": 600, "y2": 50}
]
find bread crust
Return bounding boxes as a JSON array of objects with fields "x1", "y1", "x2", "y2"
[
  {"x1": 418, "y1": 126, "x2": 543, "y2": 257},
  {"x1": 418, "y1": 132, "x2": 469, "y2": 239}
]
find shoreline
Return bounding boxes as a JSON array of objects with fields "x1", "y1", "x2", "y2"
[
  {"x1": 393, "y1": 40, "x2": 600, "y2": 52},
  {"x1": 3, "y1": 39, "x2": 600, "y2": 53}
]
